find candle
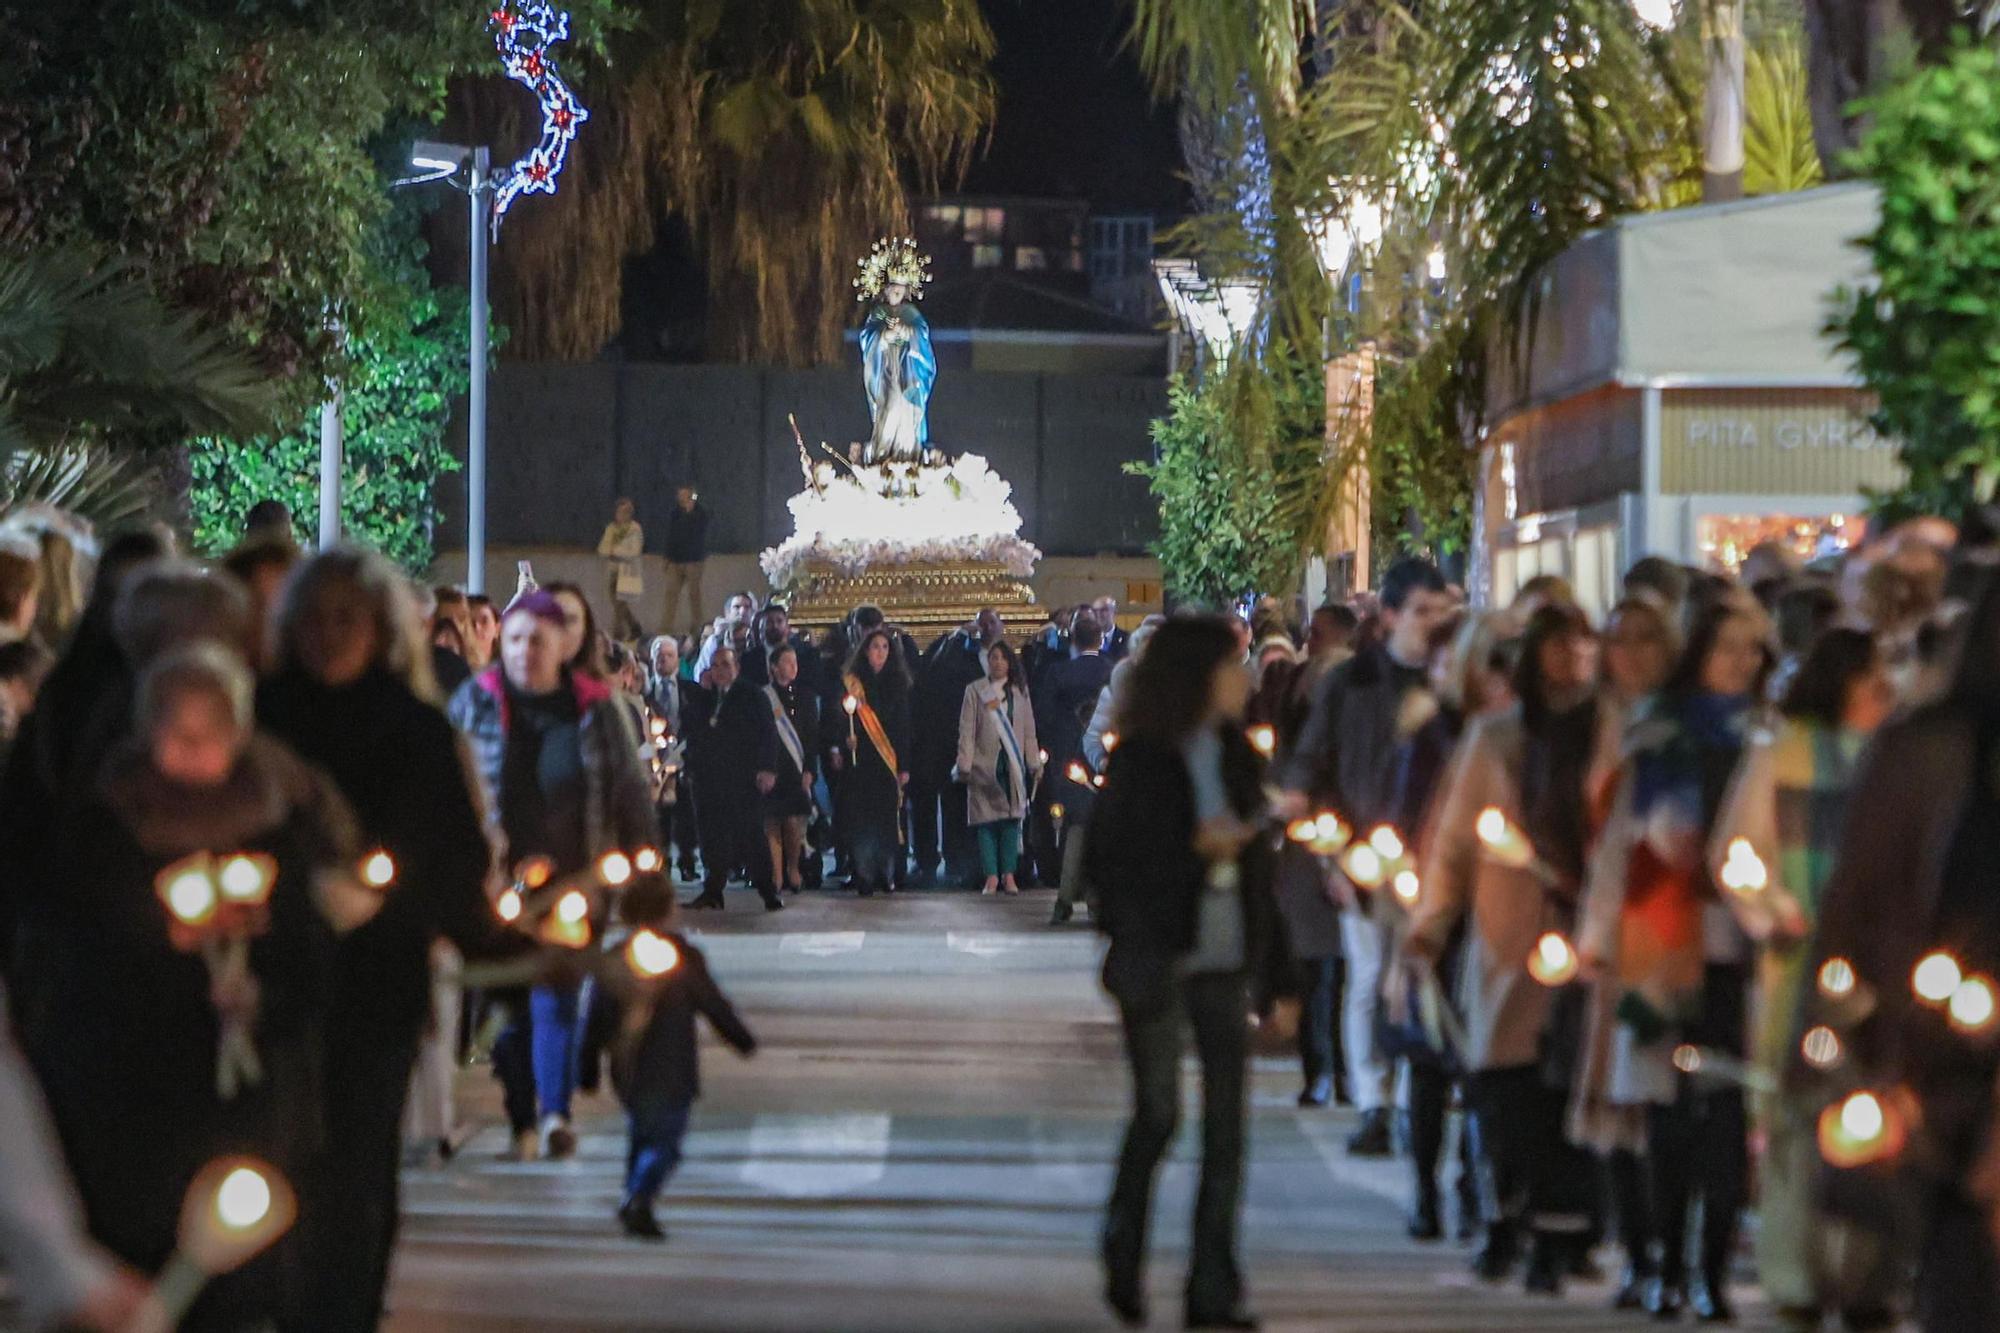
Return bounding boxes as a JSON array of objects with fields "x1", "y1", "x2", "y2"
[
  {"x1": 1050, "y1": 802, "x2": 1065, "y2": 822},
  {"x1": 634, "y1": 847, "x2": 663, "y2": 875},
  {"x1": 360, "y1": 850, "x2": 397, "y2": 890},
  {"x1": 1818, "y1": 956, "x2": 1857, "y2": 999},
  {"x1": 1367, "y1": 825, "x2": 1404, "y2": 861},
  {"x1": 161, "y1": 1155, "x2": 297, "y2": 1316},
  {"x1": 495, "y1": 888, "x2": 524, "y2": 923},
  {"x1": 515, "y1": 856, "x2": 554, "y2": 891},
  {"x1": 1342, "y1": 843, "x2": 1386, "y2": 889},
  {"x1": 1313, "y1": 812, "x2": 1349, "y2": 853},
  {"x1": 627, "y1": 929, "x2": 681, "y2": 978},
  {"x1": 1718, "y1": 838, "x2": 1769, "y2": 896},
  {"x1": 1066, "y1": 761, "x2": 1089, "y2": 785},
  {"x1": 1950, "y1": 975, "x2": 1997, "y2": 1034},
  {"x1": 1913, "y1": 951, "x2": 1962, "y2": 1005},
  {"x1": 1391, "y1": 869, "x2": 1421, "y2": 906},
  {"x1": 160, "y1": 861, "x2": 220, "y2": 929},
  {"x1": 1102, "y1": 732, "x2": 1119, "y2": 753},
  {"x1": 1818, "y1": 1089, "x2": 1903, "y2": 1168},
  {"x1": 1527, "y1": 931, "x2": 1579, "y2": 986},
  {"x1": 1474, "y1": 807, "x2": 1533, "y2": 869},
  {"x1": 1246, "y1": 724, "x2": 1276, "y2": 757},
  {"x1": 216, "y1": 853, "x2": 275, "y2": 906},
  {"x1": 1801, "y1": 1025, "x2": 1842, "y2": 1069},
  {"x1": 598, "y1": 851, "x2": 634, "y2": 887}
]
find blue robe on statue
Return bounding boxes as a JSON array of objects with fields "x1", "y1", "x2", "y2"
[{"x1": 858, "y1": 302, "x2": 936, "y2": 461}]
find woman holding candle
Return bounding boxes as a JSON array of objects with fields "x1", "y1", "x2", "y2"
[
  {"x1": 841, "y1": 626, "x2": 913, "y2": 896},
  {"x1": 1403, "y1": 602, "x2": 1602, "y2": 1294},
  {"x1": 1578, "y1": 592, "x2": 1771, "y2": 1320},
  {"x1": 1707, "y1": 627, "x2": 1892, "y2": 1329},
  {"x1": 259, "y1": 547, "x2": 529, "y2": 1332},
  {"x1": 450, "y1": 589, "x2": 655, "y2": 1162},
  {"x1": 24, "y1": 639, "x2": 355, "y2": 1331},
  {"x1": 1085, "y1": 615, "x2": 1295, "y2": 1332},
  {"x1": 955, "y1": 639, "x2": 1040, "y2": 896}
]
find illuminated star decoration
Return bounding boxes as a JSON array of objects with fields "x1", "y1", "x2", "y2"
[{"x1": 487, "y1": 2, "x2": 589, "y2": 236}]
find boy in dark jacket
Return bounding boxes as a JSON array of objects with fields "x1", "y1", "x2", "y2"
[{"x1": 608, "y1": 890, "x2": 757, "y2": 1240}]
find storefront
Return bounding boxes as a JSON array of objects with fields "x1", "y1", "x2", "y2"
[{"x1": 1475, "y1": 184, "x2": 1903, "y2": 617}]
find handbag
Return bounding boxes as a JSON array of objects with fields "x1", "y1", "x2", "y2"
[{"x1": 616, "y1": 568, "x2": 644, "y2": 598}]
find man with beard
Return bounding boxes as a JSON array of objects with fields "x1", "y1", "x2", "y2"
[
  {"x1": 909, "y1": 609, "x2": 1001, "y2": 888},
  {"x1": 741, "y1": 602, "x2": 819, "y2": 693},
  {"x1": 685, "y1": 646, "x2": 782, "y2": 911}
]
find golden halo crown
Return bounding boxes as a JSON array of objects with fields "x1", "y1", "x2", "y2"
[{"x1": 853, "y1": 235, "x2": 931, "y2": 302}]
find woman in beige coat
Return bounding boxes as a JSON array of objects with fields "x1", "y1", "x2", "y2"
[{"x1": 957, "y1": 640, "x2": 1041, "y2": 894}]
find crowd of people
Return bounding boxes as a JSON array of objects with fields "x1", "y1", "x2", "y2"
[
  {"x1": 1079, "y1": 520, "x2": 2000, "y2": 1331},
  {"x1": 3, "y1": 483, "x2": 1999, "y2": 1331}
]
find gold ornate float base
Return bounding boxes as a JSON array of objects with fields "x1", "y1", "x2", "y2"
[{"x1": 780, "y1": 559, "x2": 1041, "y2": 634}]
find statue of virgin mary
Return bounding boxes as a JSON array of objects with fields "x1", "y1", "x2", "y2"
[{"x1": 854, "y1": 236, "x2": 937, "y2": 465}]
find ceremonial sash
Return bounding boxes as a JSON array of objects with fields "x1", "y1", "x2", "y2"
[
  {"x1": 990, "y1": 688, "x2": 1028, "y2": 795},
  {"x1": 764, "y1": 685, "x2": 806, "y2": 775},
  {"x1": 844, "y1": 672, "x2": 899, "y2": 776}
]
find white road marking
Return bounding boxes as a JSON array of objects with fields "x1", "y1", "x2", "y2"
[{"x1": 739, "y1": 1113, "x2": 892, "y2": 1198}]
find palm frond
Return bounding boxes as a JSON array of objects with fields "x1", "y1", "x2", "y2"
[
  {"x1": 1743, "y1": 30, "x2": 1822, "y2": 195},
  {"x1": 1, "y1": 444, "x2": 158, "y2": 529}
]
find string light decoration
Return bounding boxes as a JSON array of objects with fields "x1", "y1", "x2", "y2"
[{"x1": 487, "y1": 3, "x2": 590, "y2": 234}]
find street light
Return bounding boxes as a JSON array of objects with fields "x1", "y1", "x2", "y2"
[{"x1": 403, "y1": 139, "x2": 494, "y2": 596}]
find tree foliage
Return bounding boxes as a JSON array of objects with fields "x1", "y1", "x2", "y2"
[
  {"x1": 448, "y1": 0, "x2": 996, "y2": 364},
  {"x1": 1829, "y1": 38, "x2": 2000, "y2": 523},
  {"x1": 188, "y1": 193, "x2": 481, "y2": 570}
]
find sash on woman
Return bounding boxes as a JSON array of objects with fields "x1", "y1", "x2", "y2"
[
  {"x1": 843, "y1": 672, "x2": 899, "y2": 776},
  {"x1": 989, "y1": 690, "x2": 1028, "y2": 803},
  {"x1": 764, "y1": 685, "x2": 805, "y2": 775}
]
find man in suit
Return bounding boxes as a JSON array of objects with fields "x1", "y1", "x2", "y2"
[
  {"x1": 684, "y1": 645, "x2": 782, "y2": 912},
  {"x1": 1092, "y1": 595, "x2": 1130, "y2": 662},
  {"x1": 647, "y1": 636, "x2": 701, "y2": 883},
  {"x1": 1030, "y1": 613, "x2": 1114, "y2": 892},
  {"x1": 910, "y1": 608, "x2": 1001, "y2": 888}
]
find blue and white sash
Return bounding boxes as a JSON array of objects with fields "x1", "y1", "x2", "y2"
[
  {"x1": 990, "y1": 688, "x2": 1028, "y2": 794},
  {"x1": 764, "y1": 685, "x2": 806, "y2": 775}
]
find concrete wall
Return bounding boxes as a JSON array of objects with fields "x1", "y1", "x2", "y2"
[{"x1": 438, "y1": 362, "x2": 1167, "y2": 561}]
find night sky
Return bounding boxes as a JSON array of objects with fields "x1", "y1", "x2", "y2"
[{"x1": 962, "y1": 0, "x2": 1186, "y2": 215}]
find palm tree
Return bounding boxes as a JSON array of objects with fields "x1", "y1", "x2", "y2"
[
  {"x1": 0, "y1": 248, "x2": 277, "y2": 524},
  {"x1": 449, "y1": 0, "x2": 996, "y2": 366}
]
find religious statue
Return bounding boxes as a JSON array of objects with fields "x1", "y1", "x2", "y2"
[{"x1": 853, "y1": 236, "x2": 937, "y2": 466}]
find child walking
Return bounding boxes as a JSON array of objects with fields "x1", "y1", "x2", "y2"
[{"x1": 609, "y1": 890, "x2": 757, "y2": 1240}]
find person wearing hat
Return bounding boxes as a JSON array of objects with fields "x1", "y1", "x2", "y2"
[{"x1": 448, "y1": 589, "x2": 656, "y2": 1161}]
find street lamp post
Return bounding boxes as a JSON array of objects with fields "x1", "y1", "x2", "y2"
[{"x1": 405, "y1": 141, "x2": 494, "y2": 595}]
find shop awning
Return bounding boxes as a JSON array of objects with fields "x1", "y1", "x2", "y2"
[{"x1": 1489, "y1": 183, "x2": 1879, "y2": 422}]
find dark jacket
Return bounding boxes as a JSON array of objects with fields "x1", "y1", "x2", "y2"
[
  {"x1": 1034, "y1": 651, "x2": 1114, "y2": 780},
  {"x1": 685, "y1": 680, "x2": 776, "y2": 829},
  {"x1": 447, "y1": 666, "x2": 656, "y2": 871},
  {"x1": 756, "y1": 680, "x2": 821, "y2": 818},
  {"x1": 1085, "y1": 727, "x2": 1295, "y2": 1006},
  {"x1": 260, "y1": 668, "x2": 514, "y2": 1033},
  {"x1": 1284, "y1": 642, "x2": 1430, "y2": 829},
  {"x1": 1103, "y1": 625, "x2": 1131, "y2": 663},
  {"x1": 741, "y1": 631, "x2": 820, "y2": 692},
  {"x1": 663, "y1": 503, "x2": 711, "y2": 564},
  {"x1": 915, "y1": 630, "x2": 990, "y2": 780},
  {"x1": 610, "y1": 933, "x2": 756, "y2": 1107},
  {"x1": 430, "y1": 643, "x2": 471, "y2": 697},
  {"x1": 20, "y1": 735, "x2": 348, "y2": 1308}
]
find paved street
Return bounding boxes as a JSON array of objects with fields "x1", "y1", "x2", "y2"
[{"x1": 383, "y1": 890, "x2": 1776, "y2": 1332}]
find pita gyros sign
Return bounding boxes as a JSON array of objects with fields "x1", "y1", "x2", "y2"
[{"x1": 1660, "y1": 390, "x2": 1904, "y2": 494}]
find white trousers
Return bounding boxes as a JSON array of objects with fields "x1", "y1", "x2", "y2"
[{"x1": 1340, "y1": 912, "x2": 1391, "y2": 1113}]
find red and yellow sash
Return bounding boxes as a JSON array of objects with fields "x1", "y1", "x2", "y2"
[{"x1": 844, "y1": 672, "x2": 899, "y2": 775}]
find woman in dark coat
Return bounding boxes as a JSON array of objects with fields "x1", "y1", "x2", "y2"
[
  {"x1": 840, "y1": 627, "x2": 913, "y2": 896},
  {"x1": 256, "y1": 547, "x2": 522, "y2": 1332},
  {"x1": 1085, "y1": 615, "x2": 1296, "y2": 1332},
  {"x1": 24, "y1": 640, "x2": 354, "y2": 1332},
  {"x1": 756, "y1": 642, "x2": 820, "y2": 895}
]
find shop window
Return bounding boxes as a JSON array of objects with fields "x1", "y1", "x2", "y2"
[{"x1": 1697, "y1": 513, "x2": 1854, "y2": 574}]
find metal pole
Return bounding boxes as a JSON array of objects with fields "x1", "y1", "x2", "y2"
[
  {"x1": 467, "y1": 146, "x2": 491, "y2": 595},
  {"x1": 317, "y1": 388, "x2": 343, "y2": 549}
]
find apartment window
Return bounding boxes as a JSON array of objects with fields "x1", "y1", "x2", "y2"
[
  {"x1": 972, "y1": 244, "x2": 1002, "y2": 269},
  {"x1": 1015, "y1": 246, "x2": 1047, "y2": 271}
]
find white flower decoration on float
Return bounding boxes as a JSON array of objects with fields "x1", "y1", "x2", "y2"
[{"x1": 760, "y1": 453, "x2": 1044, "y2": 587}]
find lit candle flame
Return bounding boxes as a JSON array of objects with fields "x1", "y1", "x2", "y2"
[
  {"x1": 516, "y1": 856, "x2": 554, "y2": 891},
  {"x1": 627, "y1": 929, "x2": 681, "y2": 978},
  {"x1": 556, "y1": 890, "x2": 589, "y2": 925},
  {"x1": 1287, "y1": 819, "x2": 1318, "y2": 843},
  {"x1": 360, "y1": 850, "x2": 396, "y2": 889},
  {"x1": 1527, "y1": 931, "x2": 1579, "y2": 986},
  {"x1": 1818, "y1": 957, "x2": 1857, "y2": 999},
  {"x1": 1247, "y1": 724, "x2": 1276, "y2": 757},
  {"x1": 1392, "y1": 869, "x2": 1420, "y2": 905},
  {"x1": 215, "y1": 1165, "x2": 272, "y2": 1231},
  {"x1": 634, "y1": 847, "x2": 663, "y2": 875},
  {"x1": 161, "y1": 863, "x2": 219, "y2": 927},
  {"x1": 216, "y1": 854, "x2": 274, "y2": 905},
  {"x1": 1050, "y1": 802, "x2": 1065, "y2": 821},
  {"x1": 1367, "y1": 825, "x2": 1404, "y2": 861},
  {"x1": 1313, "y1": 813, "x2": 1349, "y2": 852},
  {"x1": 1819, "y1": 1089, "x2": 1904, "y2": 1168},
  {"x1": 1475, "y1": 807, "x2": 1509, "y2": 846},
  {"x1": 1801, "y1": 1025, "x2": 1842, "y2": 1069},
  {"x1": 1474, "y1": 807, "x2": 1534, "y2": 869},
  {"x1": 1914, "y1": 951, "x2": 1962, "y2": 1005},
  {"x1": 1672, "y1": 1044, "x2": 1703, "y2": 1074},
  {"x1": 599, "y1": 851, "x2": 634, "y2": 887},
  {"x1": 1343, "y1": 843, "x2": 1386, "y2": 889},
  {"x1": 495, "y1": 888, "x2": 523, "y2": 923},
  {"x1": 1950, "y1": 975, "x2": 1998, "y2": 1033},
  {"x1": 1092, "y1": 773, "x2": 1107, "y2": 789},
  {"x1": 1719, "y1": 837, "x2": 1769, "y2": 896},
  {"x1": 1102, "y1": 732, "x2": 1119, "y2": 753},
  {"x1": 1066, "y1": 761, "x2": 1088, "y2": 785},
  {"x1": 843, "y1": 694, "x2": 859, "y2": 715}
]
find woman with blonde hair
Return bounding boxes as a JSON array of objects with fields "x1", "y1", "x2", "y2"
[{"x1": 257, "y1": 546, "x2": 515, "y2": 1331}]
